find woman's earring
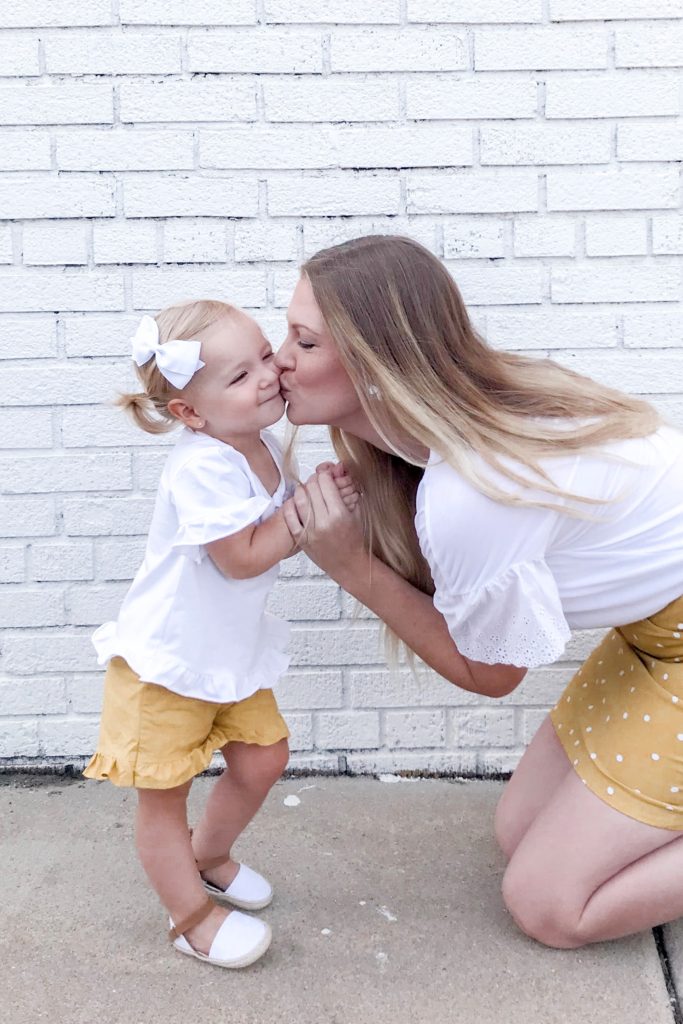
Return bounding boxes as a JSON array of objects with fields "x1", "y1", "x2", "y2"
[{"x1": 367, "y1": 384, "x2": 381, "y2": 399}]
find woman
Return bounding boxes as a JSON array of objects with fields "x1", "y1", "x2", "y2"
[{"x1": 274, "y1": 234, "x2": 683, "y2": 949}]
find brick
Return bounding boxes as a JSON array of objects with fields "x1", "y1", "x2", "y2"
[
  {"x1": 121, "y1": 79, "x2": 256, "y2": 123},
  {"x1": 446, "y1": 263, "x2": 544, "y2": 306},
  {"x1": 0, "y1": 224, "x2": 12, "y2": 263},
  {"x1": 1, "y1": 362, "x2": 129, "y2": 407},
  {"x1": 0, "y1": 84, "x2": 113, "y2": 126},
  {"x1": 266, "y1": 0, "x2": 399, "y2": 21},
  {"x1": 23, "y1": 222, "x2": 88, "y2": 266},
  {"x1": 553, "y1": 349, "x2": 683, "y2": 394},
  {"x1": 62, "y1": 497, "x2": 154, "y2": 536},
  {"x1": 67, "y1": 583, "x2": 128, "y2": 625},
  {"x1": 618, "y1": 124, "x2": 683, "y2": 161},
  {"x1": 63, "y1": 407, "x2": 172, "y2": 449},
  {"x1": 1, "y1": 453, "x2": 131, "y2": 494},
  {"x1": 384, "y1": 710, "x2": 446, "y2": 748},
  {"x1": 135, "y1": 451, "x2": 167, "y2": 490},
  {"x1": 616, "y1": 22, "x2": 683, "y2": 67},
  {"x1": 486, "y1": 309, "x2": 617, "y2": 351},
  {"x1": 407, "y1": 75, "x2": 536, "y2": 120},
  {"x1": 349, "y1": 668, "x2": 475, "y2": 708},
  {"x1": 409, "y1": 0, "x2": 542, "y2": 19},
  {"x1": 476, "y1": 26, "x2": 606, "y2": 70},
  {"x1": 0, "y1": 547, "x2": 25, "y2": 582},
  {"x1": 31, "y1": 542, "x2": 94, "y2": 581},
  {"x1": 407, "y1": 170, "x2": 538, "y2": 214},
  {"x1": 289, "y1": 625, "x2": 382, "y2": 666},
  {"x1": 481, "y1": 123, "x2": 610, "y2": 165},
  {"x1": 513, "y1": 216, "x2": 575, "y2": 257},
  {"x1": 57, "y1": 130, "x2": 194, "y2": 171},
  {"x1": 551, "y1": 262, "x2": 682, "y2": 305},
  {"x1": 188, "y1": 28, "x2": 323, "y2": 73},
  {"x1": 546, "y1": 72, "x2": 679, "y2": 119},
  {"x1": 443, "y1": 218, "x2": 507, "y2": 259},
  {"x1": 584, "y1": 216, "x2": 647, "y2": 256},
  {"x1": 67, "y1": 674, "x2": 104, "y2": 714},
  {"x1": 0, "y1": 497, "x2": 57, "y2": 537},
  {"x1": 234, "y1": 221, "x2": 299, "y2": 262},
  {"x1": 276, "y1": 670, "x2": 343, "y2": 709},
  {"x1": 268, "y1": 580, "x2": 340, "y2": 620},
  {"x1": 344, "y1": 750, "x2": 479, "y2": 774},
  {"x1": 264, "y1": 75, "x2": 399, "y2": 122},
  {"x1": 0, "y1": 720, "x2": 39, "y2": 757},
  {"x1": 131, "y1": 267, "x2": 266, "y2": 309},
  {"x1": 44, "y1": 31, "x2": 181, "y2": 75},
  {"x1": 163, "y1": 219, "x2": 228, "y2": 263},
  {"x1": 124, "y1": 175, "x2": 258, "y2": 218},
  {"x1": 39, "y1": 718, "x2": 100, "y2": 756},
  {"x1": 623, "y1": 308, "x2": 683, "y2": 347},
  {"x1": 451, "y1": 708, "x2": 516, "y2": 747},
  {"x1": 268, "y1": 175, "x2": 400, "y2": 216},
  {"x1": 651, "y1": 397, "x2": 683, "y2": 429},
  {"x1": 547, "y1": 168, "x2": 678, "y2": 211},
  {"x1": 0, "y1": 132, "x2": 50, "y2": 170},
  {"x1": 95, "y1": 538, "x2": 147, "y2": 581},
  {"x1": 653, "y1": 214, "x2": 683, "y2": 255},
  {"x1": 63, "y1": 315, "x2": 141, "y2": 357},
  {"x1": 286, "y1": 713, "x2": 313, "y2": 751},
  {"x1": 302, "y1": 218, "x2": 438, "y2": 259},
  {"x1": 337, "y1": 123, "x2": 473, "y2": 169},
  {"x1": 0, "y1": 408, "x2": 53, "y2": 448},
  {"x1": 0, "y1": 677, "x2": 67, "y2": 715},
  {"x1": 93, "y1": 221, "x2": 158, "y2": 264},
  {"x1": 330, "y1": 27, "x2": 467, "y2": 72},
  {"x1": 550, "y1": 0, "x2": 683, "y2": 18},
  {"x1": 201, "y1": 125, "x2": 336, "y2": 170},
  {"x1": 0, "y1": 35, "x2": 40, "y2": 76},
  {"x1": 315, "y1": 711, "x2": 380, "y2": 749},
  {"x1": 0, "y1": 588, "x2": 65, "y2": 626},
  {"x1": 0, "y1": 1, "x2": 112, "y2": 27},
  {"x1": 1, "y1": 634, "x2": 96, "y2": 674},
  {"x1": 120, "y1": 0, "x2": 256, "y2": 24},
  {"x1": 0, "y1": 175, "x2": 114, "y2": 219},
  {"x1": 0, "y1": 270, "x2": 124, "y2": 313},
  {"x1": 272, "y1": 268, "x2": 304, "y2": 307},
  {"x1": 521, "y1": 708, "x2": 551, "y2": 745}
]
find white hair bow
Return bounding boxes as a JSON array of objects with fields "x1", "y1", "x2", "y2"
[{"x1": 130, "y1": 315, "x2": 205, "y2": 390}]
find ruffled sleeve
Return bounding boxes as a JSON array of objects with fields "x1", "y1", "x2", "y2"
[{"x1": 170, "y1": 449, "x2": 272, "y2": 561}]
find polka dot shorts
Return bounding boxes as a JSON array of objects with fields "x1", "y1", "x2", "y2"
[{"x1": 550, "y1": 594, "x2": 683, "y2": 830}]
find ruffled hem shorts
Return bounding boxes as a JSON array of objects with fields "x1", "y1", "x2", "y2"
[{"x1": 83, "y1": 656, "x2": 290, "y2": 790}]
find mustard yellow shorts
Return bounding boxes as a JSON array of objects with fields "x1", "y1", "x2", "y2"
[
  {"x1": 83, "y1": 656, "x2": 290, "y2": 790},
  {"x1": 550, "y1": 594, "x2": 683, "y2": 830}
]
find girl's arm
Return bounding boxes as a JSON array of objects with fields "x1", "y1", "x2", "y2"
[
  {"x1": 282, "y1": 472, "x2": 526, "y2": 699},
  {"x1": 206, "y1": 502, "x2": 298, "y2": 579}
]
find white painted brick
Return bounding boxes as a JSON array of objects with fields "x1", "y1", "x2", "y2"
[
  {"x1": 384, "y1": 710, "x2": 446, "y2": 748},
  {"x1": 57, "y1": 130, "x2": 194, "y2": 171},
  {"x1": 550, "y1": 0, "x2": 683, "y2": 19},
  {"x1": 0, "y1": 317, "x2": 57, "y2": 358},
  {"x1": 0, "y1": 270, "x2": 124, "y2": 313},
  {"x1": 62, "y1": 406, "x2": 172, "y2": 448},
  {"x1": 584, "y1": 216, "x2": 647, "y2": 256},
  {"x1": 1, "y1": 634, "x2": 96, "y2": 674},
  {"x1": 268, "y1": 580, "x2": 340, "y2": 620},
  {"x1": 0, "y1": 1, "x2": 112, "y2": 27},
  {"x1": 407, "y1": 170, "x2": 537, "y2": 214},
  {"x1": 0, "y1": 409, "x2": 53, "y2": 448},
  {"x1": 67, "y1": 583, "x2": 128, "y2": 625},
  {"x1": 0, "y1": 677, "x2": 67, "y2": 715},
  {"x1": 653, "y1": 215, "x2": 683, "y2": 255},
  {"x1": 476, "y1": 26, "x2": 606, "y2": 71},
  {"x1": 163, "y1": 219, "x2": 228, "y2": 263},
  {"x1": 0, "y1": 547, "x2": 25, "y2": 582},
  {"x1": 513, "y1": 216, "x2": 575, "y2": 257},
  {"x1": 263, "y1": 75, "x2": 399, "y2": 122},
  {"x1": 189, "y1": 28, "x2": 323, "y2": 73},
  {"x1": 135, "y1": 451, "x2": 167, "y2": 491},
  {"x1": 443, "y1": 218, "x2": 507, "y2": 259},
  {"x1": 546, "y1": 72, "x2": 679, "y2": 119},
  {"x1": 267, "y1": 0, "x2": 399, "y2": 21},
  {"x1": 315, "y1": 711, "x2": 380, "y2": 749},
  {"x1": 618, "y1": 124, "x2": 683, "y2": 162},
  {"x1": 93, "y1": 220, "x2": 158, "y2": 264},
  {"x1": 1, "y1": 362, "x2": 128, "y2": 407},
  {"x1": 0, "y1": 497, "x2": 57, "y2": 537},
  {"x1": 0, "y1": 224, "x2": 12, "y2": 263},
  {"x1": 0, "y1": 720, "x2": 39, "y2": 757},
  {"x1": 446, "y1": 263, "x2": 544, "y2": 306},
  {"x1": 45, "y1": 31, "x2": 181, "y2": 75},
  {"x1": 338, "y1": 123, "x2": 473, "y2": 169},
  {"x1": 349, "y1": 668, "x2": 476, "y2": 708},
  {"x1": 486, "y1": 309, "x2": 618, "y2": 351},
  {"x1": 0, "y1": 175, "x2": 114, "y2": 219},
  {"x1": 551, "y1": 262, "x2": 682, "y2": 305},
  {"x1": 289, "y1": 625, "x2": 382, "y2": 666},
  {"x1": 623, "y1": 308, "x2": 683, "y2": 347},
  {"x1": 1, "y1": 453, "x2": 131, "y2": 494},
  {"x1": 616, "y1": 22, "x2": 683, "y2": 68},
  {"x1": 124, "y1": 175, "x2": 257, "y2": 218},
  {"x1": 62, "y1": 498, "x2": 154, "y2": 536},
  {"x1": 268, "y1": 175, "x2": 400, "y2": 217},
  {"x1": 63, "y1": 315, "x2": 140, "y2": 357},
  {"x1": 330, "y1": 27, "x2": 467, "y2": 72},
  {"x1": 201, "y1": 125, "x2": 336, "y2": 170},
  {"x1": 272, "y1": 267, "x2": 304, "y2": 307},
  {"x1": 548, "y1": 168, "x2": 679, "y2": 212},
  {"x1": 276, "y1": 670, "x2": 344, "y2": 709},
  {"x1": 451, "y1": 708, "x2": 516, "y2": 747},
  {"x1": 480, "y1": 123, "x2": 610, "y2": 166},
  {"x1": 554, "y1": 349, "x2": 683, "y2": 394},
  {"x1": 302, "y1": 218, "x2": 438, "y2": 259},
  {"x1": 31, "y1": 541, "x2": 93, "y2": 581},
  {"x1": 521, "y1": 708, "x2": 551, "y2": 745},
  {"x1": 234, "y1": 221, "x2": 299, "y2": 262},
  {"x1": 408, "y1": 0, "x2": 543, "y2": 21},
  {"x1": 0, "y1": 84, "x2": 113, "y2": 126},
  {"x1": 131, "y1": 267, "x2": 266, "y2": 310},
  {"x1": 652, "y1": 398, "x2": 683, "y2": 430},
  {"x1": 285, "y1": 712, "x2": 313, "y2": 751},
  {"x1": 23, "y1": 222, "x2": 88, "y2": 266},
  {"x1": 0, "y1": 588, "x2": 65, "y2": 626},
  {"x1": 120, "y1": 0, "x2": 257, "y2": 24},
  {"x1": 120, "y1": 79, "x2": 256, "y2": 124},
  {"x1": 407, "y1": 76, "x2": 537, "y2": 120},
  {"x1": 68, "y1": 674, "x2": 104, "y2": 714},
  {"x1": 95, "y1": 537, "x2": 147, "y2": 580},
  {"x1": 345, "y1": 750, "x2": 479, "y2": 774},
  {"x1": 38, "y1": 718, "x2": 100, "y2": 756},
  {"x1": 0, "y1": 132, "x2": 51, "y2": 170},
  {"x1": 0, "y1": 35, "x2": 40, "y2": 76}
]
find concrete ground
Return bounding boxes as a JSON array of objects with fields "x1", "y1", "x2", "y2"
[{"x1": 1, "y1": 774, "x2": 680, "y2": 1024}]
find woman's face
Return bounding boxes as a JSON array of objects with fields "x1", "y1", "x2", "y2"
[{"x1": 276, "y1": 275, "x2": 363, "y2": 429}]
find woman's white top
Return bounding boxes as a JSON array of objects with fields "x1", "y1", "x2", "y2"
[
  {"x1": 415, "y1": 425, "x2": 683, "y2": 669},
  {"x1": 93, "y1": 427, "x2": 293, "y2": 703}
]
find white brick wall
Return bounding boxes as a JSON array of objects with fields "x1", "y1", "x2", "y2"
[{"x1": 0, "y1": 5, "x2": 681, "y2": 775}]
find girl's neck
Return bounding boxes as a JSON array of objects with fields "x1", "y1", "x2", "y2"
[{"x1": 201, "y1": 427, "x2": 265, "y2": 461}]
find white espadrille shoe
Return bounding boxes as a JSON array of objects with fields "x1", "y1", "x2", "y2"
[
  {"x1": 202, "y1": 862, "x2": 273, "y2": 911},
  {"x1": 169, "y1": 898, "x2": 271, "y2": 969}
]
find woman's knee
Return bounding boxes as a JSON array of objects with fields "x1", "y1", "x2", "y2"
[{"x1": 501, "y1": 862, "x2": 585, "y2": 950}]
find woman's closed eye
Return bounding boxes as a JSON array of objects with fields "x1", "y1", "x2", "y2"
[{"x1": 297, "y1": 339, "x2": 315, "y2": 350}]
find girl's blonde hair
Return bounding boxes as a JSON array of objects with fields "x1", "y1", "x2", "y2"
[
  {"x1": 302, "y1": 234, "x2": 660, "y2": 600},
  {"x1": 118, "y1": 299, "x2": 237, "y2": 434}
]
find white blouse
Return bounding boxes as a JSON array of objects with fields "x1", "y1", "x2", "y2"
[
  {"x1": 415, "y1": 425, "x2": 683, "y2": 669},
  {"x1": 93, "y1": 428, "x2": 294, "y2": 703}
]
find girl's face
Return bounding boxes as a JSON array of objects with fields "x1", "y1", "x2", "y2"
[{"x1": 276, "y1": 275, "x2": 363, "y2": 430}]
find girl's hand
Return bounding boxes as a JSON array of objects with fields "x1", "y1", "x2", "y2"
[
  {"x1": 306, "y1": 463, "x2": 360, "y2": 511},
  {"x1": 281, "y1": 470, "x2": 365, "y2": 579}
]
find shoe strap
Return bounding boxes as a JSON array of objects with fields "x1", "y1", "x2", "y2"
[
  {"x1": 169, "y1": 896, "x2": 215, "y2": 942},
  {"x1": 188, "y1": 826, "x2": 231, "y2": 873}
]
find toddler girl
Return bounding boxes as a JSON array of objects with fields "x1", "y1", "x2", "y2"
[{"x1": 84, "y1": 299, "x2": 357, "y2": 969}]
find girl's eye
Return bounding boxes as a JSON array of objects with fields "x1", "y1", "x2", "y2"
[
  {"x1": 230, "y1": 371, "x2": 247, "y2": 385},
  {"x1": 263, "y1": 351, "x2": 274, "y2": 361}
]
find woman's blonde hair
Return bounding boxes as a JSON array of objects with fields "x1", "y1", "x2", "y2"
[
  {"x1": 117, "y1": 299, "x2": 238, "y2": 433},
  {"x1": 302, "y1": 234, "x2": 660, "y2": 600}
]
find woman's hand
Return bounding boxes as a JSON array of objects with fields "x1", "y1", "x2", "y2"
[{"x1": 281, "y1": 470, "x2": 365, "y2": 579}]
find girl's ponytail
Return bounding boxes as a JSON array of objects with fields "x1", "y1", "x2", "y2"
[{"x1": 116, "y1": 390, "x2": 177, "y2": 435}]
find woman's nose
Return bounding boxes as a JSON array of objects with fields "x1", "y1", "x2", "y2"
[{"x1": 274, "y1": 339, "x2": 294, "y2": 370}]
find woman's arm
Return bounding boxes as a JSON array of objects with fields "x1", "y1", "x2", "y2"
[{"x1": 282, "y1": 472, "x2": 526, "y2": 699}]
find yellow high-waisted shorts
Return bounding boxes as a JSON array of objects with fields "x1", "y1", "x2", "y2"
[
  {"x1": 551, "y1": 594, "x2": 683, "y2": 830},
  {"x1": 83, "y1": 656, "x2": 290, "y2": 790}
]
